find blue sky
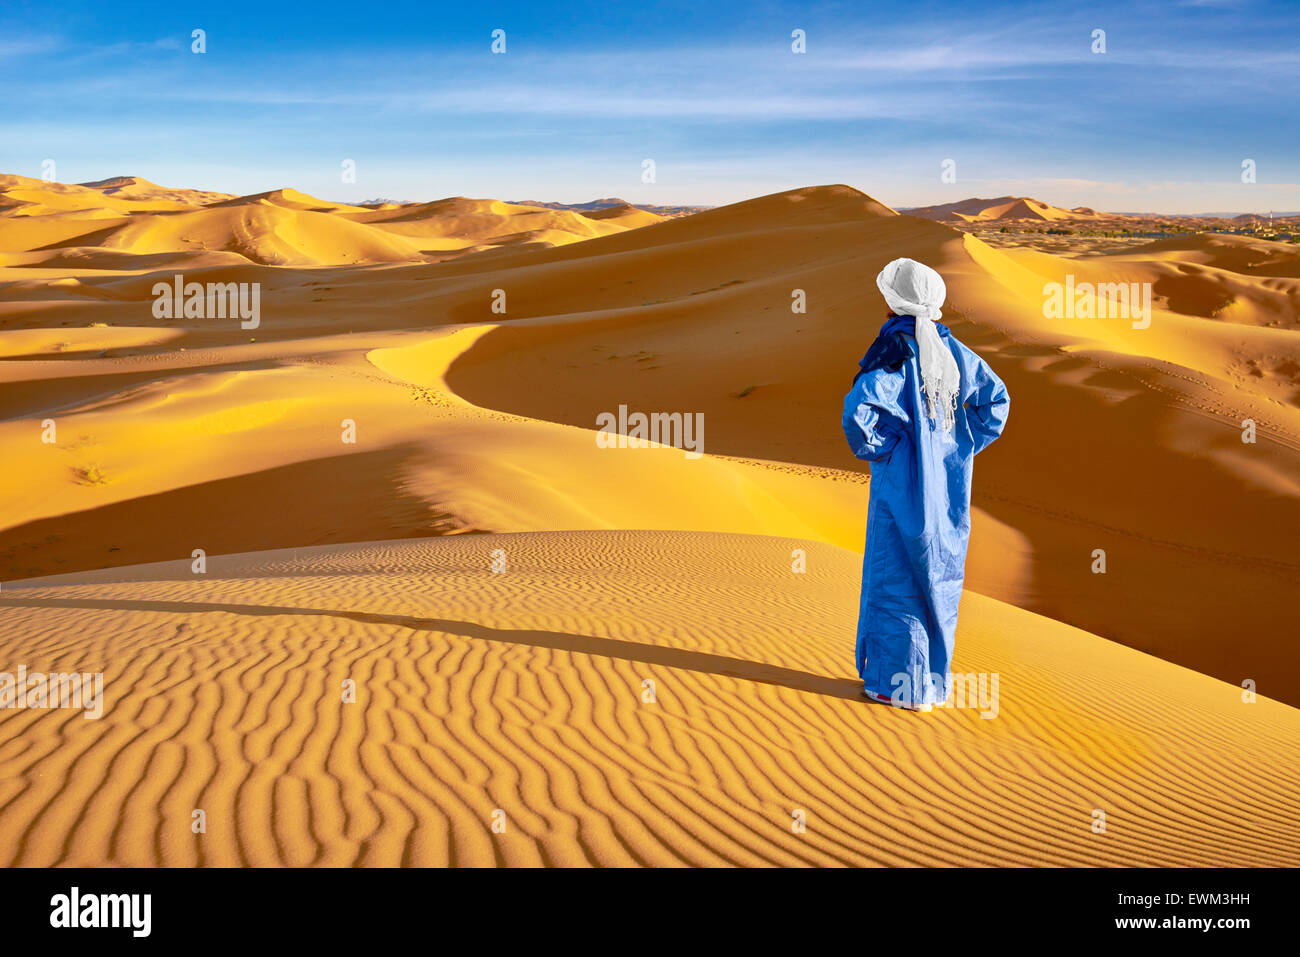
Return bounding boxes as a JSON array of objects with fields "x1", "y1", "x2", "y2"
[{"x1": 1, "y1": 0, "x2": 1296, "y2": 213}]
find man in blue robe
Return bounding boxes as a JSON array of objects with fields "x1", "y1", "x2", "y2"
[{"x1": 842, "y1": 259, "x2": 1010, "y2": 711}]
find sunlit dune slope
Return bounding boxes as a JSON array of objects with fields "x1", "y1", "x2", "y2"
[
  {"x1": 441, "y1": 185, "x2": 1300, "y2": 702},
  {"x1": 338, "y1": 197, "x2": 661, "y2": 255},
  {"x1": 906, "y1": 195, "x2": 1123, "y2": 223},
  {"x1": 74, "y1": 203, "x2": 429, "y2": 266},
  {"x1": 1, "y1": 530, "x2": 1295, "y2": 867},
  {"x1": 0, "y1": 179, "x2": 1296, "y2": 707},
  {"x1": 78, "y1": 175, "x2": 237, "y2": 207},
  {"x1": 206, "y1": 187, "x2": 369, "y2": 213},
  {"x1": 0, "y1": 178, "x2": 665, "y2": 268},
  {"x1": 578, "y1": 203, "x2": 666, "y2": 229}
]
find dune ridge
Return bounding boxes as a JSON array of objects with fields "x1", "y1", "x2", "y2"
[
  {"x1": 0, "y1": 175, "x2": 1297, "y2": 867},
  {"x1": 1, "y1": 181, "x2": 1296, "y2": 701},
  {"x1": 904, "y1": 195, "x2": 1122, "y2": 223},
  {"x1": 0, "y1": 176, "x2": 665, "y2": 269}
]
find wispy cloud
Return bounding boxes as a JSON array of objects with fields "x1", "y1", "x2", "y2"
[
  {"x1": 0, "y1": 0, "x2": 1296, "y2": 212},
  {"x1": 0, "y1": 34, "x2": 61, "y2": 59}
]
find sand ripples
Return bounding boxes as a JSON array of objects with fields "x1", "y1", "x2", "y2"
[{"x1": 1, "y1": 530, "x2": 1297, "y2": 866}]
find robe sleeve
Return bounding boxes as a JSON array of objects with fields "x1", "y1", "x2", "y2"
[
  {"x1": 843, "y1": 366, "x2": 910, "y2": 462},
  {"x1": 962, "y1": 351, "x2": 1009, "y2": 455}
]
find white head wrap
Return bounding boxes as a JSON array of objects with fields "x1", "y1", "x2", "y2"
[{"x1": 875, "y1": 258, "x2": 961, "y2": 431}]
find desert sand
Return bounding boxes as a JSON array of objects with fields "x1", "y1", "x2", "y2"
[
  {"x1": 903, "y1": 194, "x2": 1300, "y2": 258},
  {"x1": 904, "y1": 195, "x2": 1117, "y2": 223},
  {"x1": 0, "y1": 176, "x2": 1297, "y2": 866},
  {"x1": 2, "y1": 531, "x2": 1298, "y2": 867}
]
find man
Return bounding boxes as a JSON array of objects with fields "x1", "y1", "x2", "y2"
[{"x1": 843, "y1": 258, "x2": 1010, "y2": 711}]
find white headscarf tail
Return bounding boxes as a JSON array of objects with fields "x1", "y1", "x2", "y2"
[{"x1": 875, "y1": 258, "x2": 961, "y2": 431}]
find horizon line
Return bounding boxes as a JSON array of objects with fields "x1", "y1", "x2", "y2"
[{"x1": 6, "y1": 171, "x2": 1297, "y2": 221}]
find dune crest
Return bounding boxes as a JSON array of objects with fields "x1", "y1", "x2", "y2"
[
  {"x1": 0, "y1": 175, "x2": 1297, "y2": 869},
  {"x1": 0, "y1": 175, "x2": 667, "y2": 268},
  {"x1": 904, "y1": 195, "x2": 1120, "y2": 222}
]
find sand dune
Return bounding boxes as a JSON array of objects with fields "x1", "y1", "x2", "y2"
[
  {"x1": 0, "y1": 175, "x2": 197, "y2": 217},
  {"x1": 0, "y1": 178, "x2": 663, "y2": 269},
  {"x1": 339, "y1": 197, "x2": 661, "y2": 255},
  {"x1": 0, "y1": 174, "x2": 1297, "y2": 867},
  {"x1": 207, "y1": 187, "x2": 368, "y2": 213},
  {"x1": 1, "y1": 182, "x2": 1296, "y2": 703},
  {"x1": 1009, "y1": 244, "x2": 1300, "y2": 330},
  {"x1": 78, "y1": 175, "x2": 237, "y2": 208},
  {"x1": 441, "y1": 186, "x2": 1300, "y2": 702},
  {"x1": 577, "y1": 203, "x2": 666, "y2": 229},
  {"x1": 1, "y1": 530, "x2": 1296, "y2": 867},
  {"x1": 508, "y1": 197, "x2": 708, "y2": 220},
  {"x1": 83, "y1": 203, "x2": 428, "y2": 266},
  {"x1": 905, "y1": 195, "x2": 1122, "y2": 223},
  {"x1": 1116, "y1": 232, "x2": 1300, "y2": 277}
]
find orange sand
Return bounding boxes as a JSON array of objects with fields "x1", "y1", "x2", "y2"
[
  {"x1": 2, "y1": 532, "x2": 1297, "y2": 866},
  {"x1": 0, "y1": 176, "x2": 1297, "y2": 866}
]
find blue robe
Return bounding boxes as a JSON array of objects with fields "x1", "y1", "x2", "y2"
[{"x1": 842, "y1": 315, "x2": 1009, "y2": 707}]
